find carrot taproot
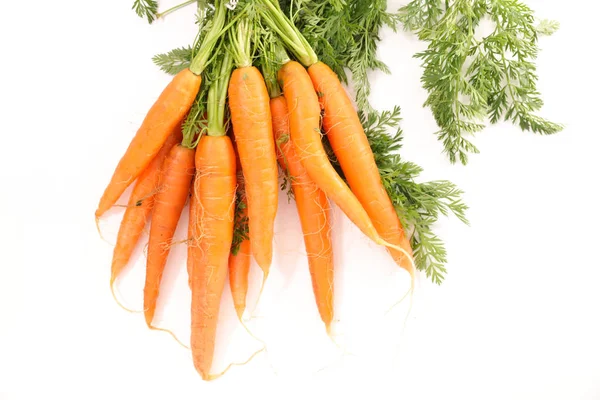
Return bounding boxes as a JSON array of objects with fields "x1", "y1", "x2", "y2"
[
  {"x1": 190, "y1": 134, "x2": 237, "y2": 380},
  {"x1": 96, "y1": 69, "x2": 201, "y2": 218},
  {"x1": 110, "y1": 127, "x2": 183, "y2": 286},
  {"x1": 309, "y1": 62, "x2": 414, "y2": 276},
  {"x1": 271, "y1": 95, "x2": 334, "y2": 330},
  {"x1": 228, "y1": 19, "x2": 278, "y2": 278},
  {"x1": 278, "y1": 61, "x2": 391, "y2": 249},
  {"x1": 143, "y1": 144, "x2": 195, "y2": 327}
]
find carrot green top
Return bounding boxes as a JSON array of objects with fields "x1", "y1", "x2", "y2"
[
  {"x1": 261, "y1": 39, "x2": 290, "y2": 99},
  {"x1": 188, "y1": 0, "x2": 227, "y2": 75},
  {"x1": 207, "y1": 51, "x2": 233, "y2": 137},
  {"x1": 257, "y1": 0, "x2": 318, "y2": 67}
]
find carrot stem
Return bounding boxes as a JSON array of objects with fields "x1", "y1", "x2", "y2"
[
  {"x1": 189, "y1": 0, "x2": 227, "y2": 75},
  {"x1": 230, "y1": 17, "x2": 253, "y2": 68},
  {"x1": 257, "y1": 0, "x2": 317, "y2": 66},
  {"x1": 156, "y1": 0, "x2": 196, "y2": 19},
  {"x1": 207, "y1": 51, "x2": 233, "y2": 137}
]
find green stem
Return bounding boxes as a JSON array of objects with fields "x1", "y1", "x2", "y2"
[
  {"x1": 156, "y1": 0, "x2": 196, "y2": 19},
  {"x1": 256, "y1": 0, "x2": 318, "y2": 67},
  {"x1": 189, "y1": 0, "x2": 227, "y2": 75},
  {"x1": 207, "y1": 51, "x2": 233, "y2": 137},
  {"x1": 261, "y1": 41, "x2": 290, "y2": 98},
  {"x1": 230, "y1": 18, "x2": 253, "y2": 68}
]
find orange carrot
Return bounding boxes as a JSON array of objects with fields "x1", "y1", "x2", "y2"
[
  {"x1": 96, "y1": 69, "x2": 201, "y2": 218},
  {"x1": 228, "y1": 150, "x2": 251, "y2": 321},
  {"x1": 278, "y1": 61, "x2": 390, "y2": 249},
  {"x1": 228, "y1": 18, "x2": 278, "y2": 278},
  {"x1": 271, "y1": 95, "x2": 334, "y2": 330},
  {"x1": 191, "y1": 135, "x2": 237, "y2": 380},
  {"x1": 143, "y1": 144, "x2": 195, "y2": 327},
  {"x1": 110, "y1": 128, "x2": 183, "y2": 286},
  {"x1": 309, "y1": 62, "x2": 414, "y2": 276},
  {"x1": 228, "y1": 67, "x2": 278, "y2": 277}
]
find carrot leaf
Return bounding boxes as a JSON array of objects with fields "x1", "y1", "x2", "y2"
[
  {"x1": 153, "y1": 46, "x2": 193, "y2": 75},
  {"x1": 400, "y1": 0, "x2": 563, "y2": 164},
  {"x1": 132, "y1": 0, "x2": 159, "y2": 23}
]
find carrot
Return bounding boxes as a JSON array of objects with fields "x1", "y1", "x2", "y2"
[
  {"x1": 309, "y1": 62, "x2": 414, "y2": 276},
  {"x1": 96, "y1": 1, "x2": 227, "y2": 218},
  {"x1": 96, "y1": 69, "x2": 200, "y2": 218},
  {"x1": 271, "y1": 94, "x2": 334, "y2": 330},
  {"x1": 228, "y1": 153, "x2": 251, "y2": 320},
  {"x1": 228, "y1": 19, "x2": 278, "y2": 277},
  {"x1": 143, "y1": 144, "x2": 196, "y2": 327},
  {"x1": 110, "y1": 127, "x2": 183, "y2": 287},
  {"x1": 189, "y1": 51, "x2": 238, "y2": 380},
  {"x1": 277, "y1": 61, "x2": 388, "y2": 248}
]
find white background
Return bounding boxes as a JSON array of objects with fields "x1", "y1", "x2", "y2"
[{"x1": 1, "y1": 0, "x2": 599, "y2": 399}]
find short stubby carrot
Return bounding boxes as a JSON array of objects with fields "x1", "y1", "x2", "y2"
[
  {"x1": 143, "y1": 144, "x2": 196, "y2": 327},
  {"x1": 277, "y1": 61, "x2": 385, "y2": 248},
  {"x1": 111, "y1": 128, "x2": 183, "y2": 286},
  {"x1": 190, "y1": 135, "x2": 237, "y2": 380},
  {"x1": 228, "y1": 66, "x2": 278, "y2": 276},
  {"x1": 271, "y1": 95, "x2": 334, "y2": 330},
  {"x1": 96, "y1": 69, "x2": 201, "y2": 218},
  {"x1": 308, "y1": 61, "x2": 414, "y2": 276}
]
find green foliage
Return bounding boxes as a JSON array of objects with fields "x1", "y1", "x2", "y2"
[
  {"x1": 132, "y1": 0, "x2": 158, "y2": 23},
  {"x1": 400, "y1": 0, "x2": 563, "y2": 164}
]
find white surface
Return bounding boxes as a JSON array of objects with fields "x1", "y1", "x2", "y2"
[{"x1": 1, "y1": 0, "x2": 599, "y2": 399}]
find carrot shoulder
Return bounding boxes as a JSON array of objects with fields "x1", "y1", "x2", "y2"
[{"x1": 309, "y1": 62, "x2": 414, "y2": 276}]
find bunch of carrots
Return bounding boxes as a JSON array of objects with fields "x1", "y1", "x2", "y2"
[{"x1": 97, "y1": 0, "x2": 417, "y2": 380}]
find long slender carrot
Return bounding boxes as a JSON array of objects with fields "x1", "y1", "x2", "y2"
[
  {"x1": 96, "y1": 0, "x2": 227, "y2": 218},
  {"x1": 309, "y1": 62, "x2": 414, "y2": 276},
  {"x1": 110, "y1": 128, "x2": 183, "y2": 286},
  {"x1": 271, "y1": 94, "x2": 334, "y2": 330},
  {"x1": 228, "y1": 157, "x2": 251, "y2": 321},
  {"x1": 96, "y1": 70, "x2": 200, "y2": 218},
  {"x1": 143, "y1": 144, "x2": 195, "y2": 327},
  {"x1": 228, "y1": 18, "x2": 278, "y2": 277},
  {"x1": 190, "y1": 51, "x2": 237, "y2": 380},
  {"x1": 190, "y1": 135, "x2": 237, "y2": 381}
]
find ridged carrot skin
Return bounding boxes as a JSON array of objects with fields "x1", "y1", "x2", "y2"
[
  {"x1": 271, "y1": 95, "x2": 334, "y2": 330},
  {"x1": 190, "y1": 135, "x2": 237, "y2": 381},
  {"x1": 96, "y1": 69, "x2": 201, "y2": 218},
  {"x1": 143, "y1": 144, "x2": 196, "y2": 327},
  {"x1": 278, "y1": 61, "x2": 382, "y2": 245},
  {"x1": 228, "y1": 66, "x2": 278, "y2": 276},
  {"x1": 308, "y1": 62, "x2": 414, "y2": 275},
  {"x1": 110, "y1": 128, "x2": 183, "y2": 285},
  {"x1": 187, "y1": 179, "x2": 198, "y2": 288}
]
